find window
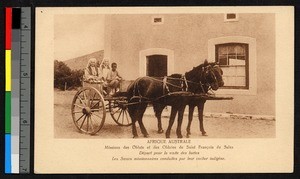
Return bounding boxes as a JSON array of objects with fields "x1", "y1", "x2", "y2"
[
  {"x1": 208, "y1": 36, "x2": 257, "y2": 95},
  {"x1": 152, "y1": 16, "x2": 164, "y2": 25},
  {"x1": 224, "y1": 13, "x2": 238, "y2": 22},
  {"x1": 215, "y1": 43, "x2": 249, "y2": 89}
]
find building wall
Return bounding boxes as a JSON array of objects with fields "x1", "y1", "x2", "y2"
[{"x1": 105, "y1": 14, "x2": 275, "y2": 116}]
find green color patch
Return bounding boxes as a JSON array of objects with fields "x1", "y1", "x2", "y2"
[{"x1": 5, "y1": 92, "x2": 11, "y2": 133}]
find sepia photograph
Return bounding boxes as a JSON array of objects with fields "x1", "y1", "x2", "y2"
[
  {"x1": 35, "y1": 7, "x2": 293, "y2": 173},
  {"x1": 53, "y1": 13, "x2": 275, "y2": 139}
]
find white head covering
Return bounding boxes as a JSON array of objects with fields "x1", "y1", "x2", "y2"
[
  {"x1": 86, "y1": 58, "x2": 98, "y2": 76},
  {"x1": 86, "y1": 58, "x2": 97, "y2": 68}
]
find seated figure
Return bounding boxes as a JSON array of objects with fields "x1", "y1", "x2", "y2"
[
  {"x1": 100, "y1": 59, "x2": 110, "y2": 82},
  {"x1": 84, "y1": 58, "x2": 102, "y2": 82},
  {"x1": 106, "y1": 62, "x2": 122, "y2": 95}
]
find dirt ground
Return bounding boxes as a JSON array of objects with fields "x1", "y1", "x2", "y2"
[{"x1": 54, "y1": 89, "x2": 275, "y2": 139}]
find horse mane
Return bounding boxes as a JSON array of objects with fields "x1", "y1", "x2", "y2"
[
  {"x1": 169, "y1": 73, "x2": 182, "y2": 78},
  {"x1": 185, "y1": 61, "x2": 216, "y2": 78}
]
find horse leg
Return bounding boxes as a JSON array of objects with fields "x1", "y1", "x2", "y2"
[
  {"x1": 132, "y1": 120, "x2": 138, "y2": 138},
  {"x1": 166, "y1": 106, "x2": 178, "y2": 138},
  {"x1": 186, "y1": 104, "x2": 195, "y2": 138},
  {"x1": 137, "y1": 104, "x2": 149, "y2": 138},
  {"x1": 197, "y1": 102, "x2": 207, "y2": 136},
  {"x1": 128, "y1": 107, "x2": 138, "y2": 138},
  {"x1": 176, "y1": 105, "x2": 186, "y2": 138},
  {"x1": 153, "y1": 103, "x2": 165, "y2": 133}
]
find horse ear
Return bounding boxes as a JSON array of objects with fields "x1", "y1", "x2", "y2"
[{"x1": 204, "y1": 59, "x2": 208, "y2": 66}]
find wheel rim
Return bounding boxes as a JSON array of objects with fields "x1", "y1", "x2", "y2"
[
  {"x1": 109, "y1": 100, "x2": 131, "y2": 126},
  {"x1": 71, "y1": 87, "x2": 106, "y2": 135}
]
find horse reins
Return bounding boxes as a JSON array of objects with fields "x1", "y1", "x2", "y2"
[{"x1": 130, "y1": 66, "x2": 220, "y2": 103}]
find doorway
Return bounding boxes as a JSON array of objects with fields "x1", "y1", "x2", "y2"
[{"x1": 146, "y1": 55, "x2": 167, "y2": 77}]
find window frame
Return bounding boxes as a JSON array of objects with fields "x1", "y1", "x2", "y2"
[
  {"x1": 208, "y1": 36, "x2": 257, "y2": 95},
  {"x1": 215, "y1": 43, "x2": 249, "y2": 89}
]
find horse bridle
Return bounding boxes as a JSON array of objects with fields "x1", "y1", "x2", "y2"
[
  {"x1": 188, "y1": 65, "x2": 221, "y2": 93},
  {"x1": 204, "y1": 65, "x2": 223, "y2": 91}
]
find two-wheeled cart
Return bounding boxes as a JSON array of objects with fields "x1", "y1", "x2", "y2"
[{"x1": 71, "y1": 80, "x2": 132, "y2": 135}]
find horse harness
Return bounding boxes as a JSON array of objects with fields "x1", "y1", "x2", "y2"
[
  {"x1": 130, "y1": 75, "x2": 207, "y2": 104},
  {"x1": 162, "y1": 75, "x2": 188, "y2": 95},
  {"x1": 129, "y1": 64, "x2": 221, "y2": 104}
]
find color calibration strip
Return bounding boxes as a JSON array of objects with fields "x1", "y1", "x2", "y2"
[
  {"x1": 5, "y1": 7, "x2": 12, "y2": 174},
  {"x1": 5, "y1": 7, "x2": 31, "y2": 174}
]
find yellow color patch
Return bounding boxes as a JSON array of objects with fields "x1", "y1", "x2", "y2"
[{"x1": 5, "y1": 50, "x2": 11, "y2": 91}]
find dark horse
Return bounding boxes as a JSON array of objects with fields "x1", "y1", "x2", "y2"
[{"x1": 126, "y1": 60, "x2": 224, "y2": 138}]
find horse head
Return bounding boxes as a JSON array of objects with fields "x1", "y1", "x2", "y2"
[
  {"x1": 184, "y1": 59, "x2": 225, "y2": 92},
  {"x1": 203, "y1": 63, "x2": 224, "y2": 90}
]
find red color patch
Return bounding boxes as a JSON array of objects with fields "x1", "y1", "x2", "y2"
[{"x1": 5, "y1": 8, "x2": 12, "y2": 49}]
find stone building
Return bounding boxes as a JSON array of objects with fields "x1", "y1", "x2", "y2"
[{"x1": 103, "y1": 13, "x2": 275, "y2": 117}]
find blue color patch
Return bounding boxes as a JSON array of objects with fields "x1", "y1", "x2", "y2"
[{"x1": 5, "y1": 134, "x2": 11, "y2": 173}]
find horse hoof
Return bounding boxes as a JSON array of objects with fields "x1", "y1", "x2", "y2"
[
  {"x1": 202, "y1": 132, "x2": 207, "y2": 136},
  {"x1": 166, "y1": 135, "x2": 170, "y2": 138},
  {"x1": 186, "y1": 134, "x2": 190, "y2": 138},
  {"x1": 177, "y1": 135, "x2": 183, "y2": 139},
  {"x1": 158, "y1": 129, "x2": 164, "y2": 134},
  {"x1": 144, "y1": 134, "x2": 149, "y2": 138},
  {"x1": 133, "y1": 135, "x2": 138, "y2": 138}
]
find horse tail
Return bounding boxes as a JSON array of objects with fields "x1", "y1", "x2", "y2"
[{"x1": 126, "y1": 77, "x2": 144, "y2": 97}]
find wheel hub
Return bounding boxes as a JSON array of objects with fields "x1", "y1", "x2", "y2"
[
  {"x1": 118, "y1": 101, "x2": 127, "y2": 110},
  {"x1": 82, "y1": 107, "x2": 92, "y2": 115}
]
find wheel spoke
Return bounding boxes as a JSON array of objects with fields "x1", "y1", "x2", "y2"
[
  {"x1": 77, "y1": 95, "x2": 86, "y2": 106},
  {"x1": 87, "y1": 90, "x2": 92, "y2": 107},
  {"x1": 73, "y1": 110, "x2": 83, "y2": 114},
  {"x1": 83, "y1": 91, "x2": 88, "y2": 106},
  {"x1": 74, "y1": 103, "x2": 85, "y2": 109},
  {"x1": 91, "y1": 109, "x2": 100, "y2": 112},
  {"x1": 92, "y1": 113, "x2": 103, "y2": 120},
  {"x1": 124, "y1": 110, "x2": 130, "y2": 124},
  {"x1": 111, "y1": 107, "x2": 121, "y2": 115},
  {"x1": 90, "y1": 92, "x2": 97, "y2": 107},
  {"x1": 80, "y1": 115, "x2": 87, "y2": 129},
  {"x1": 76, "y1": 114, "x2": 85, "y2": 123},
  {"x1": 87, "y1": 115, "x2": 89, "y2": 132},
  {"x1": 116, "y1": 109, "x2": 122, "y2": 122},
  {"x1": 121, "y1": 110, "x2": 124, "y2": 124},
  {"x1": 89, "y1": 115, "x2": 95, "y2": 132},
  {"x1": 91, "y1": 101, "x2": 100, "y2": 109}
]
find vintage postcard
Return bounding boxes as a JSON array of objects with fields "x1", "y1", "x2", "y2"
[{"x1": 35, "y1": 7, "x2": 294, "y2": 173}]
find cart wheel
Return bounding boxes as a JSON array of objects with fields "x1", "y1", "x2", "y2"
[
  {"x1": 109, "y1": 99, "x2": 132, "y2": 126},
  {"x1": 71, "y1": 87, "x2": 106, "y2": 135}
]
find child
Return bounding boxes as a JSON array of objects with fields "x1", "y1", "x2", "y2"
[{"x1": 106, "y1": 62, "x2": 122, "y2": 95}]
